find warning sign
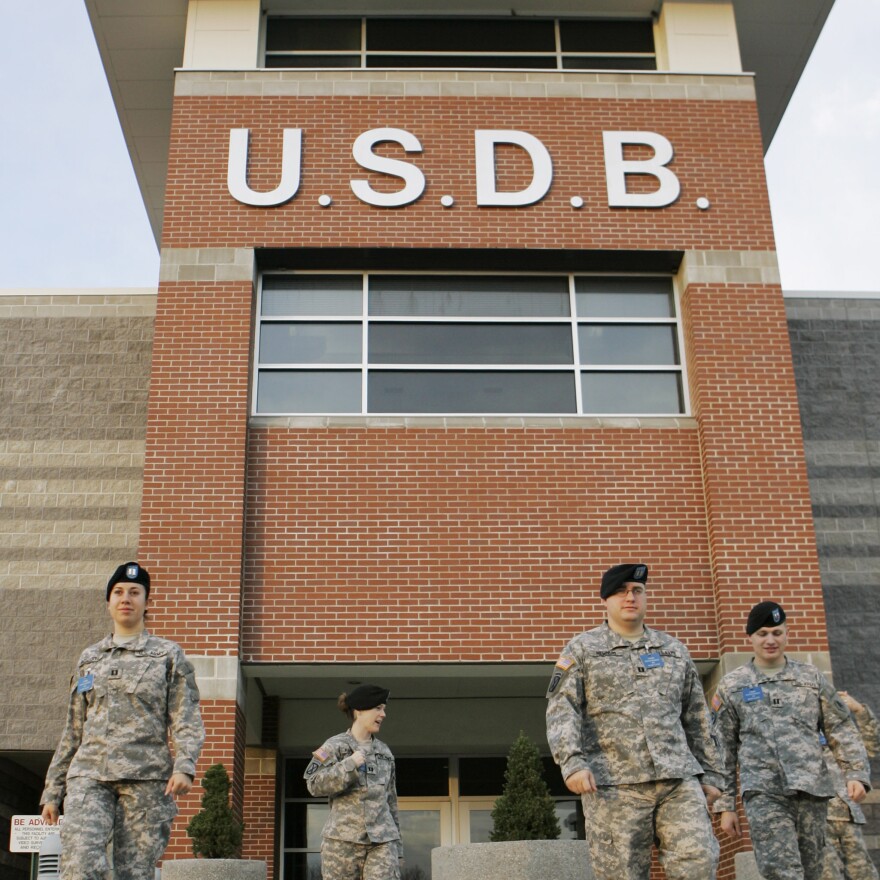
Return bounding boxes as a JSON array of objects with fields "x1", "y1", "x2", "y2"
[{"x1": 9, "y1": 815, "x2": 64, "y2": 853}]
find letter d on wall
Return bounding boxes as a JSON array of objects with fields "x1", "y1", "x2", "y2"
[
  {"x1": 475, "y1": 131, "x2": 553, "y2": 206},
  {"x1": 603, "y1": 131, "x2": 680, "y2": 208},
  {"x1": 228, "y1": 128, "x2": 302, "y2": 206}
]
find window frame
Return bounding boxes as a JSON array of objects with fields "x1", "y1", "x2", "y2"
[
  {"x1": 263, "y1": 16, "x2": 657, "y2": 71},
  {"x1": 253, "y1": 271, "x2": 689, "y2": 419}
]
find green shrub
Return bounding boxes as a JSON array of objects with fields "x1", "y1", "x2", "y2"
[
  {"x1": 490, "y1": 732, "x2": 560, "y2": 842},
  {"x1": 186, "y1": 763, "x2": 244, "y2": 858}
]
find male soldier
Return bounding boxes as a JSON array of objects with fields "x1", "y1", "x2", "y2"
[
  {"x1": 821, "y1": 692, "x2": 880, "y2": 880},
  {"x1": 546, "y1": 563, "x2": 722, "y2": 880},
  {"x1": 713, "y1": 601, "x2": 871, "y2": 880},
  {"x1": 40, "y1": 562, "x2": 205, "y2": 880}
]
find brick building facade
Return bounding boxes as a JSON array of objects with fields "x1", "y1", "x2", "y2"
[{"x1": 2, "y1": 2, "x2": 878, "y2": 879}]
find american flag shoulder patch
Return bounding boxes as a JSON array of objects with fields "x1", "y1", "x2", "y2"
[
  {"x1": 711, "y1": 693, "x2": 723, "y2": 712},
  {"x1": 555, "y1": 656, "x2": 575, "y2": 671},
  {"x1": 312, "y1": 747, "x2": 331, "y2": 764}
]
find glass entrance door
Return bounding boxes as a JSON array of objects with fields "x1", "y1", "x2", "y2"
[{"x1": 398, "y1": 801, "x2": 452, "y2": 880}]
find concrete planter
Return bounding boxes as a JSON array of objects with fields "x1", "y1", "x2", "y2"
[
  {"x1": 161, "y1": 860, "x2": 267, "y2": 880},
  {"x1": 432, "y1": 840, "x2": 593, "y2": 880}
]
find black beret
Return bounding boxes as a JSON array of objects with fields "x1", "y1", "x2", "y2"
[
  {"x1": 106, "y1": 562, "x2": 151, "y2": 601},
  {"x1": 346, "y1": 684, "x2": 390, "y2": 711},
  {"x1": 600, "y1": 563, "x2": 648, "y2": 599},
  {"x1": 746, "y1": 601, "x2": 786, "y2": 635}
]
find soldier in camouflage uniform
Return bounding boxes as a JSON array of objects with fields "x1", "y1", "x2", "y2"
[
  {"x1": 40, "y1": 562, "x2": 205, "y2": 880},
  {"x1": 305, "y1": 684, "x2": 402, "y2": 880},
  {"x1": 712, "y1": 602, "x2": 871, "y2": 880},
  {"x1": 821, "y1": 692, "x2": 880, "y2": 880},
  {"x1": 546, "y1": 563, "x2": 723, "y2": 880}
]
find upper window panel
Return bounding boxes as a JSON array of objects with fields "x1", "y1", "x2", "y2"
[
  {"x1": 254, "y1": 274, "x2": 685, "y2": 418},
  {"x1": 264, "y1": 17, "x2": 656, "y2": 71}
]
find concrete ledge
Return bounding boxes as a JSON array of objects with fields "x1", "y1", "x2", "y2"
[
  {"x1": 161, "y1": 860, "x2": 266, "y2": 880},
  {"x1": 432, "y1": 840, "x2": 593, "y2": 880},
  {"x1": 735, "y1": 851, "x2": 761, "y2": 880}
]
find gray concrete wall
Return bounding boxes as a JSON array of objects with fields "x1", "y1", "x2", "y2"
[
  {"x1": 786, "y1": 293, "x2": 880, "y2": 867},
  {"x1": 0, "y1": 291, "x2": 155, "y2": 752}
]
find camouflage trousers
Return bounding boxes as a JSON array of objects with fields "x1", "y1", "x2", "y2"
[
  {"x1": 582, "y1": 777, "x2": 719, "y2": 880},
  {"x1": 743, "y1": 791, "x2": 828, "y2": 880},
  {"x1": 821, "y1": 821, "x2": 880, "y2": 880},
  {"x1": 321, "y1": 838, "x2": 400, "y2": 880},
  {"x1": 60, "y1": 777, "x2": 177, "y2": 880}
]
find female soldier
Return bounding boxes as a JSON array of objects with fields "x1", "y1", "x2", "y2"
[
  {"x1": 40, "y1": 562, "x2": 205, "y2": 880},
  {"x1": 305, "y1": 684, "x2": 403, "y2": 879}
]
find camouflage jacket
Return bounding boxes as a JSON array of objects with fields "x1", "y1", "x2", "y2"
[
  {"x1": 826, "y1": 704, "x2": 879, "y2": 823},
  {"x1": 546, "y1": 623, "x2": 722, "y2": 787},
  {"x1": 304, "y1": 731, "x2": 402, "y2": 857},
  {"x1": 40, "y1": 630, "x2": 205, "y2": 807},
  {"x1": 712, "y1": 659, "x2": 870, "y2": 813}
]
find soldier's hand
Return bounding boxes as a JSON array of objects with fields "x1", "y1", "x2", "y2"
[
  {"x1": 719, "y1": 811, "x2": 741, "y2": 839},
  {"x1": 41, "y1": 803, "x2": 60, "y2": 825},
  {"x1": 701, "y1": 784, "x2": 722, "y2": 807},
  {"x1": 351, "y1": 750, "x2": 367, "y2": 768},
  {"x1": 839, "y1": 691, "x2": 864, "y2": 714},
  {"x1": 847, "y1": 780, "x2": 867, "y2": 803},
  {"x1": 564, "y1": 769, "x2": 597, "y2": 795},
  {"x1": 165, "y1": 772, "x2": 194, "y2": 798}
]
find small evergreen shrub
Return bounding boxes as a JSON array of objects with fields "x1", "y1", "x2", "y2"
[
  {"x1": 490, "y1": 732, "x2": 560, "y2": 842},
  {"x1": 186, "y1": 763, "x2": 244, "y2": 858}
]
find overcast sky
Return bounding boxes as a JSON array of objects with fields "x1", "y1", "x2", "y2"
[{"x1": 0, "y1": 0, "x2": 877, "y2": 292}]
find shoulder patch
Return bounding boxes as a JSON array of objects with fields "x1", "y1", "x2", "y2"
[
  {"x1": 555, "y1": 656, "x2": 575, "y2": 671},
  {"x1": 711, "y1": 693, "x2": 723, "y2": 712},
  {"x1": 312, "y1": 747, "x2": 331, "y2": 764}
]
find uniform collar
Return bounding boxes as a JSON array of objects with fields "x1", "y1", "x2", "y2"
[
  {"x1": 100, "y1": 629, "x2": 151, "y2": 652},
  {"x1": 748, "y1": 657, "x2": 791, "y2": 682},
  {"x1": 602, "y1": 622, "x2": 659, "y2": 649}
]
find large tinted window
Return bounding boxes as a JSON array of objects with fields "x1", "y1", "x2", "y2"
[
  {"x1": 255, "y1": 274, "x2": 685, "y2": 417},
  {"x1": 265, "y1": 17, "x2": 656, "y2": 70}
]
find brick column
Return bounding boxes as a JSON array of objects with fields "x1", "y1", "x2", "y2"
[{"x1": 139, "y1": 248, "x2": 255, "y2": 859}]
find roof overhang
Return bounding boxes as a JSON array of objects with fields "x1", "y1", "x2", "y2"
[{"x1": 84, "y1": 0, "x2": 835, "y2": 244}]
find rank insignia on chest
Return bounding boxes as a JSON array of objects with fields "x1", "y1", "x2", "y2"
[
  {"x1": 771, "y1": 696, "x2": 783, "y2": 708},
  {"x1": 109, "y1": 668, "x2": 120, "y2": 679}
]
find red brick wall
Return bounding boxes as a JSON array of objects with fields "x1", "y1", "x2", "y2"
[
  {"x1": 244, "y1": 425, "x2": 718, "y2": 661},
  {"x1": 163, "y1": 96, "x2": 774, "y2": 252},
  {"x1": 681, "y1": 281, "x2": 825, "y2": 654},
  {"x1": 140, "y1": 280, "x2": 253, "y2": 651}
]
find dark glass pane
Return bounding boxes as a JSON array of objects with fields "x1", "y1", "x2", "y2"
[
  {"x1": 560, "y1": 19, "x2": 654, "y2": 53},
  {"x1": 267, "y1": 17, "x2": 361, "y2": 51},
  {"x1": 370, "y1": 276, "x2": 569, "y2": 317},
  {"x1": 260, "y1": 323, "x2": 361, "y2": 365},
  {"x1": 283, "y1": 802, "x2": 329, "y2": 850},
  {"x1": 367, "y1": 54, "x2": 556, "y2": 69},
  {"x1": 256, "y1": 370, "x2": 361, "y2": 414},
  {"x1": 369, "y1": 323, "x2": 572, "y2": 365},
  {"x1": 285, "y1": 758, "x2": 312, "y2": 798},
  {"x1": 575, "y1": 278, "x2": 673, "y2": 318},
  {"x1": 266, "y1": 54, "x2": 361, "y2": 68},
  {"x1": 395, "y1": 757, "x2": 450, "y2": 796},
  {"x1": 542, "y1": 756, "x2": 571, "y2": 797},
  {"x1": 282, "y1": 851, "x2": 322, "y2": 880},
  {"x1": 562, "y1": 55, "x2": 656, "y2": 71},
  {"x1": 581, "y1": 372, "x2": 683, "y2": 414},
  {"x1": 263, "y1": 276, "x2": 362, "y2": 316},
  {"x1": 459, "y1": 757, "x2": 506, "y2": 795},
  {"x1": 578, "y1": 325, "x2": 678, "y2": 366},
  {"x1": 555, "y1": 799, "x2": 585, "y2": 839},
  {"x1": 368, "y1": 17, "x2": 555, "y2": 52},
  {"x1": 369, "y1": 370, "x2": 576, "y2": 414}
]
